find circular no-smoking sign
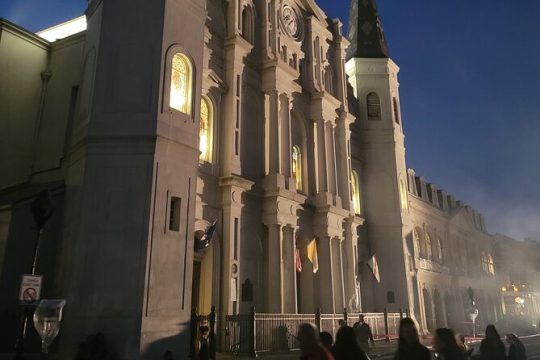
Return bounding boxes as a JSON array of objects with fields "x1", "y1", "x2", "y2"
[{"x1": 22, "y1": 288, "x2": 38, "y2": 304}]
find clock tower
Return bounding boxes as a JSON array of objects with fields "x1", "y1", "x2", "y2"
[{"x1": 346, "y1": 0, "x2": 416, "y2": 316}]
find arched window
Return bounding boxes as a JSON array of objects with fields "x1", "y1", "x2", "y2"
[
  {"x1": 292, "y1": 145, "x2": 302, "y2": 191},
  {"x1": 425, "y1": 232, "x2": 433, "y2": 260},
  {"x1": 242, "y1": 6, "x2": 254, "y2": 43},
  {"x1": 436, "y1": 238, "x2": 443, "y2": 263},
  {"x1": 351, "y1": 171, "x2": 361, "y2": 215},
  {"x1": 366, "y1": 92, "x2": 381, "y2": 121},
  {"x1": 487, "y1": 254, "x2": 495, "y2": 274},
  {"x1": 399, "y1": 179, "x2": 408, "y2": 210},
  {"x1": 414, "y1": 228, "x2": 422, "y2": 258},
  {"x1": 199, "y1": 96, "x2": 213, "y2": 162},
  {"x1": 170, "y1": 53, "x2": 192, "y2": 114},
  {"x1": 393, "y1": 97, "x2": 401, "y2": 125}
]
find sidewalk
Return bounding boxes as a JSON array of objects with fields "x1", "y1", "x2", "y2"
[{"x1": 216, "y1": 340, "x2": 398, "y2": 359}]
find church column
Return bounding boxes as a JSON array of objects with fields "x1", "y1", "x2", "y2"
[
  {"x1": 265, "y1": 223, "x2": 283, "y2": 313},
  {"x1": 332, "y1": 237, "x2": 345, "y2": 311},
  {"x1": 282, "y1": 225, "x2": 298, "y2": 313},
  {"x1": 325, "y1": 122, "x2": 338, "y2": 195},
  {"x1": 279, "y1": 94, "x2": 295, "y2": 190},
  {"x1": 315, "y1": 236, "x2": 335, "y2": 313},
  {"x1": 343, "y1": 219, "x2": 361, "y2": 311},
  {"x1": 264, "y1": 90, "x2": 280, "y2": 175},
  {"x1": 313, "y1": 118, "x2": 328, "y2": 193},
  {"x1": 219, "y1": 178, "x2": 253, "y2": 316},
  {"x1": 336, "y1": 112, "x2": 354, "y2": 210}
]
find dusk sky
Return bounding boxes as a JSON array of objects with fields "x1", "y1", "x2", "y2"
[{"x1": 1, "y1": 0, "x2": 539, "y2": 240}]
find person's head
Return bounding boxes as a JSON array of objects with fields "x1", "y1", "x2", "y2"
[
  {"x1": 200, "y1": 325, "x2": 209, "y2": 338},
  {"x1": 335, "y1": 326, "x2": 358, "y2": 348},
  {"x1": 434, "y1": 328, "x2": 460, "y2": 353},
  {"x1": 359, "y1": 314, "x2": 365, "y2": 323},
  {"x1": 398, "y1": 318, "x2": 420, "y2": 345},
  {"x1": 298, "y1": 323, "x2": 320, "y2": 351},
  {"x1": 338, "y1": 319, "x2": 347, "y2": 327},
  {"x1": 506, "y1": 333, "x2": 519, "y2": 345},
  {"x1": 485, "y1": 325, "x2": 501, "y2": 342},
  {"x1": 319, "y1": 332, "x2": 333, "y2": 351}
]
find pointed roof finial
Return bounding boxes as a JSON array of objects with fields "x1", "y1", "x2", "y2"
[{"x1": 347, "y1": 0, "x2": 390, "y2": 60}]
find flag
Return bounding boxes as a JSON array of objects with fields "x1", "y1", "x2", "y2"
[
  {"x1": 295, "y1": 248, "x2": 302, "y2": 273},
  {"x1": 306, "y1": 239, "x2": 319, "y2": 274},
  {"x1": 367, "y1": 254, "x2": 380, "y2": 283},
  {"x1": 196, "y1": 219, "x2": 217, "y2": 251}
]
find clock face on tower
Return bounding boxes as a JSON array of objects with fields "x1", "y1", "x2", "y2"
[{"x1": 280, "y1": 3, "x2": 303, "y2": 41}]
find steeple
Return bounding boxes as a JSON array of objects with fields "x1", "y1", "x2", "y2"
[{"x1": 346, "y1": 0, "x2": 390, "y2": 60}]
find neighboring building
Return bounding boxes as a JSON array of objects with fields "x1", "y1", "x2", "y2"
[{"x1": 0, "y1": 0, "x2": 538, "y2": 358}]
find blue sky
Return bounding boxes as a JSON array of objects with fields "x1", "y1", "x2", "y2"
[{"x1": 1, "y1": 0, "x2": 539, "y2": 240}]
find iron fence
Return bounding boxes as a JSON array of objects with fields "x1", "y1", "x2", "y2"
[{"x1": 190, "y1": 307, "x2": 407, "y2": 358}]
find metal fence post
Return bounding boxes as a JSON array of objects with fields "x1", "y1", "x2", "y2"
[
  {"x1": 189, "y1": 308, "x2": 197, "y2": 358},
  {"x1": 209, "y1": 306, "x2": 216, "y2": 359},
  {"x1": 384, "y1": 308, "x2": 390, "y2": 342},
  {"x1": 315, "y1": 308, "x2": 322, "y2": 331},
  {"x1": 343, "y1": 308, "x2": 348, "y2": 326},
  {"x1": 399, "y1": 308, "x2": 403, "y2": 320},
  {"x1": 249, "y1": 306, "x2": 257, "y2": 358}
]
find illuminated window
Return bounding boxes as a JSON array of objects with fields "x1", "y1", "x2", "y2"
[
  {"x1": 367, "y1": 92, "x2": 381, "y2": 120},
  {"x1": 351, "y1": 171, "x2": 361, "y2": 215},
  {"x1": 399, "y1": 179, "x2": 408, "y2": 210},
  {"x1": 425, "y1": 232, "x2": 432, "y2": 260},
  {"x1": 292, "y1": 145, "x2": 302, "y2": 191},
  {"x1": 199, "y1": 97, "x2": 213, "y2": 162},
  {"x1": 487, "y1": 254, "x2": 495, "y2": 274},
  {"x1": 170, "y1": 53, "x2": 192, "y2": 114}
]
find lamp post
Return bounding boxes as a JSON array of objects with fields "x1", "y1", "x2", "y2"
[
  {"x1": 13, "y1": 190, "x2": 54, "y2": 360},
  {"x1": 467, "y1": 287, "x2": 479, "y2": 338}
]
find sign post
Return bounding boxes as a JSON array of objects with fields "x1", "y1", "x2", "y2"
[{"x1": 19, "y1": 275, "x2": 42, "y2": 306}]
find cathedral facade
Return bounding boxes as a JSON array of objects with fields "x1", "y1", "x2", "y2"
[{"x1": 0, "y1": 0, "x2": 527, "y2": 358}]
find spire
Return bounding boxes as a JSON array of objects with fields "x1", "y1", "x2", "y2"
[{"x1": 346, "y1": 0, "x2": 390, "y2": 60}]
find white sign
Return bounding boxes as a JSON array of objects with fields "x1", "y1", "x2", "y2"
[{"x1": 19, "y1": 275, "x2": 42, "y2": 305}]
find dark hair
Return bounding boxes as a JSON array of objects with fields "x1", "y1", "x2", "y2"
[
  {"x1": 435, "y1": 328, "x2": 465, "y2": 358},
  {"x1": 319, "y1": 331, "x2": 333, "y2": 350},
  {"x1": 398, "y1": 318, "x2": 419, "y2": 343},
  {"x1": 333, "y1": 326, "x2": 367, "y2": 359},
  {"x1": 485, "y1": 325, "x2": 501, "y2": 342}
]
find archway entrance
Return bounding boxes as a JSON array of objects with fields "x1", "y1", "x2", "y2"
[{"x1": 192, "y1": 228, "x2": 215, "y2": 315}]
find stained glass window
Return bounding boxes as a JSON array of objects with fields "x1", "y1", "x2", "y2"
[
  {"x1": 170, "y1": 53, "x2": 192, "y2": 114},
  {"x1": 292, "y1": 146, "x2": 302, "y2": 191},
  {"x1": 199, "y1": 97, "x2": 212, "y2": 162},
  {"x1": 351, "y1": 171, "x2": 361, "y2": 215}
]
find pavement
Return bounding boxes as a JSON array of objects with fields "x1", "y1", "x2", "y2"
[
  {"x1": 217, "y1": 335, "x2": 540, "y2": 360},
  {"x1": 217, "y1": 340, "x2": 398, "y2": 359}
]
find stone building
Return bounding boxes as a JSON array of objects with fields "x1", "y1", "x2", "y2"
[{"x1": 0, "y1": 0, "x2": 534, "y2": 357}]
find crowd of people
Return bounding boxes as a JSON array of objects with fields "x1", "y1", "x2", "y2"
[{"x1": 297, "y1": 317, "x2": 528, "y2": 360}]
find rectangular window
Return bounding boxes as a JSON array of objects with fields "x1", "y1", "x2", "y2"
[{"x1": 169, "y1": 197, "x2": 181, "y2": 231}]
